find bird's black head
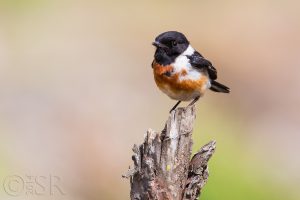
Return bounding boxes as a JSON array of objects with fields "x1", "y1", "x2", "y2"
[{"x1": 152, "y1": 31, "x2": 189, "y2": 65}]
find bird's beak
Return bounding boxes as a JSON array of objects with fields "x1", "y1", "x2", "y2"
[
  {"x1": 152, "y1": 41, "x2": 166, "y2": 49},
  {"x1": 152, "y1": 41, "x2": 160, "y2": 48}
]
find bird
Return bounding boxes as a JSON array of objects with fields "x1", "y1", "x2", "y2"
[{"x1": 151, "y1": 31, "x2": 230, "y2": 113}]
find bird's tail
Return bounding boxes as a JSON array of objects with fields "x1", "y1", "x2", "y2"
[{"x1": 210, "y1": 80, "x2": 230, "y2": 93}]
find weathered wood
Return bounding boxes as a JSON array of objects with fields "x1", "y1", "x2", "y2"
[{"x1": 123, "y1": 105, "x2": 216, "y2": 200}]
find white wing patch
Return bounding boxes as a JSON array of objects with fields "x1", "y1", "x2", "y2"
[{"x1": 171, "y1": 45, "x2": 202, "y2": 81}]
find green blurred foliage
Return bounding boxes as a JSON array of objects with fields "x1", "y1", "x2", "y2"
[
  {"x1": 193, "y1": 104, "x2": 296, "y2": 200},
  {"x1": 0, "y1": 0, "x2": 41, "y2": 8}
]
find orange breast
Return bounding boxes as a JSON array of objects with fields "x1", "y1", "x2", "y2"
[{"x1": 152, "y1": 61, "x2": 209, "y2": 100}]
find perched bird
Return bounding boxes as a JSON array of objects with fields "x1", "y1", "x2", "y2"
[{"x1": 152, "y1": 31, "x2": 230, "y2": 112}]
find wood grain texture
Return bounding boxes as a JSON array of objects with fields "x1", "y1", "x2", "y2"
[{"x1": 123, "y1": 105, "x2": 216, "y2": 200}]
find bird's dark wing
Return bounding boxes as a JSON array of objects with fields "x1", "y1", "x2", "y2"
[{"x1": 187, "y1": 51, "x2": 217, "y2": 80}]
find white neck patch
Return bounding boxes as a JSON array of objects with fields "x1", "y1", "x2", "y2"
[
  {"x1": 182, "y1": 45, "x2": 195, "y2": 56},
  {"x1": 171, "y1": 45, "x2": 202, "y2": 81},
  {"x1": 172, "y1": 45, "x2": 195, "y2": 71}
]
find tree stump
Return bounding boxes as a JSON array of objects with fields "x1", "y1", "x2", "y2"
[{"x1": 123, "y1": 105, "x2": 216, "y2": 200}]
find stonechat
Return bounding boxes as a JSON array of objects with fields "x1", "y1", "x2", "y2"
[{"x1": 152, "y1": 31, "x2": 230, "y2": 112}]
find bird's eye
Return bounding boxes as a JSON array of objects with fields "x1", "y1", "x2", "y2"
[{"x1": 172, "y1": 40, "x2": 177, "y2": 46}]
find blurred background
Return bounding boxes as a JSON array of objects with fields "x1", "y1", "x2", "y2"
[{"x1": 0, "y1": 0, "x2": 300, "y2": 199}]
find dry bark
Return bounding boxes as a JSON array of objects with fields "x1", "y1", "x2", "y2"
[{"x1": 123, "y1": 105, "x2": 216, "y2": 200}]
